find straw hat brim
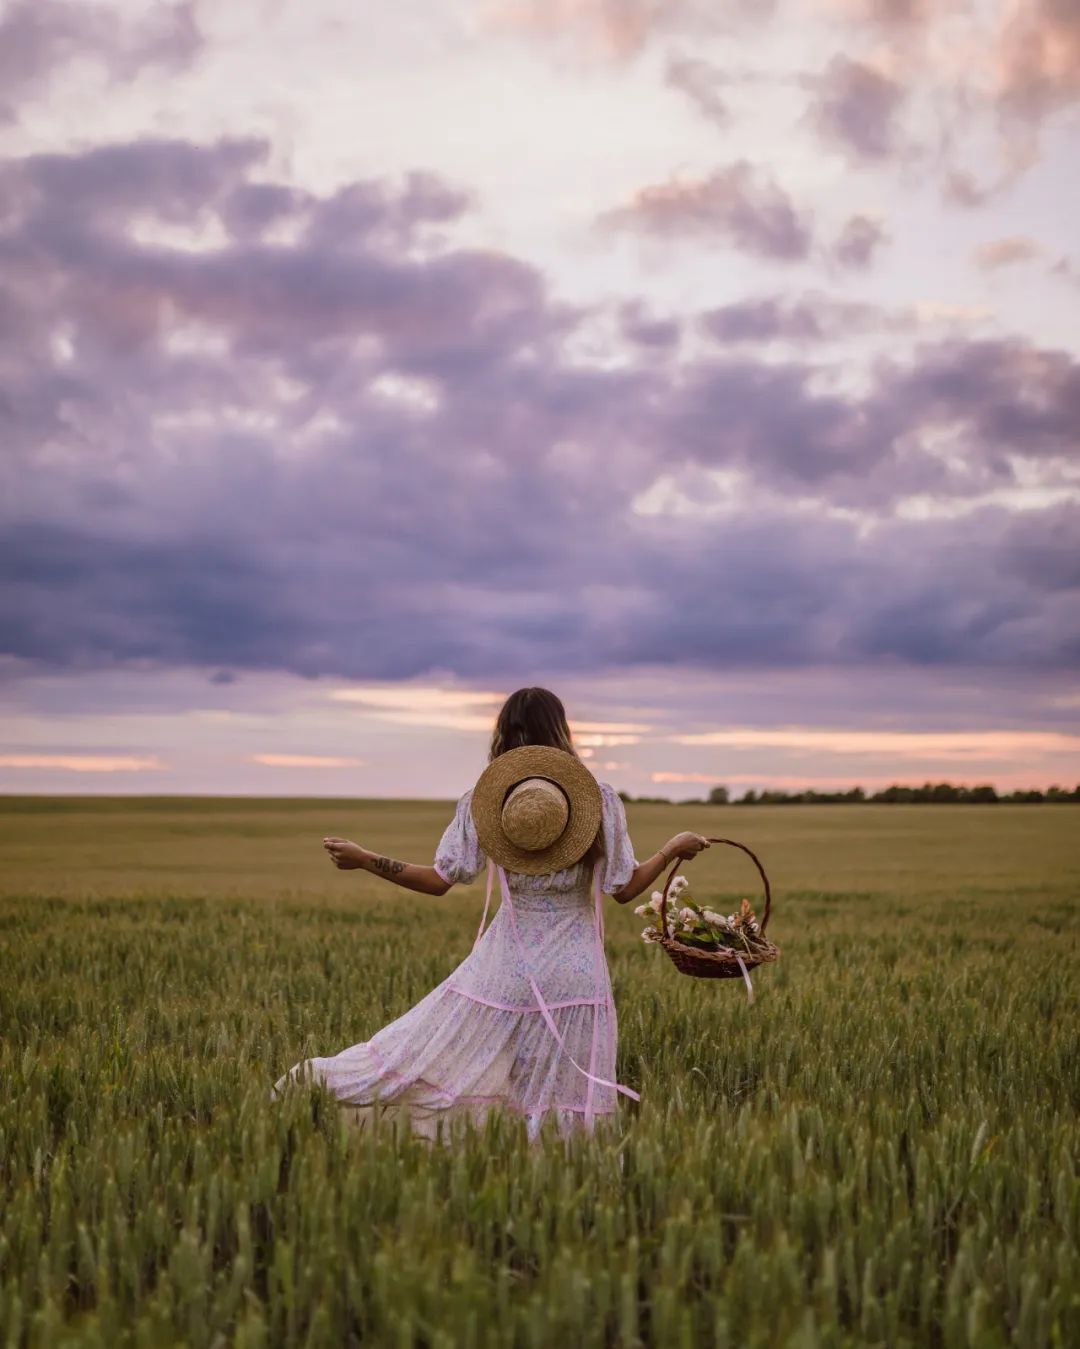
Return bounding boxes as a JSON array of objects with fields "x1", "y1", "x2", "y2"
[{"x1": 470, "y1": 745, "x2": 602, "y2": 875}]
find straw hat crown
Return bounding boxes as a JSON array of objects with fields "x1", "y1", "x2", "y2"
[{"x1": 470, "y1": 745, "x2": 602, "y2": 874}]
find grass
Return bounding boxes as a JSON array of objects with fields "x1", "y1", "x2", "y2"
[{"x1": 0, "y1": 797, "x2": 1077, "y2": 1347}]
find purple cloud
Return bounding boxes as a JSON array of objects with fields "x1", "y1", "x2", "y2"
[
  {"x1": 698, "y1": 292, "x2": 894, "y2": 343},
  {"x1": 665, "y1": 54, "x2": 732, "y2": 126},
  {"x1": 831, "y1": 213, "x2": 889, "y2": 269},
  {"x1": 1, "y1": 135, "x2": 1077, "y2": 689},
  {"x1": 805, "y1": 55, "x2": 906, "y2": 161},
  {"x1": 0, "y1": 0, "x2": 202, "y2": 124}
]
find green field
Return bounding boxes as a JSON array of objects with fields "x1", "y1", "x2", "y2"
[{"x1": 1, "y1": 797, "x2": 1077, "y2": 1348}]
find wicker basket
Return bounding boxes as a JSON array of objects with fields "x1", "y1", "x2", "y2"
[{"x1": 655, "y1": 837, "x2": 780, "y2": 983}]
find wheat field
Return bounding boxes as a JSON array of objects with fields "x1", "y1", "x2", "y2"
[{"x1": 0, "y1": 796, "x2": 1077, "y2": 1348}]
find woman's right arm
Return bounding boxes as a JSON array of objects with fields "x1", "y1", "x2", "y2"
[
  {"x1": 611, "y1": 831, "x2": 710, "y2": 904},
  {"x1": 323, "y1": 837, "x2": 453, "y2": 895}
]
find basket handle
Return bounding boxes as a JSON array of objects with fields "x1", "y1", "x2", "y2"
[{"x1": 657, "y1": 837, "x2": 773, "y2": 941}]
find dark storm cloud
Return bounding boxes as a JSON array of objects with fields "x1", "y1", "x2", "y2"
[
  {"x1": 0, "y1": 0, "x2": 201, "y2": 123},
  {"x1": 598, "y1": 160, "x2": 814, "y2": 261},
  {"x1": 1, "y1": 134, "x2": 1077, "y2": 686}
]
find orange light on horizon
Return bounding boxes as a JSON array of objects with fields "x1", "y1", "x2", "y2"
[
  {"x1": 650, "y1": 769, "x2": 1075, "y2": 792},
  {"x1": 249, "y1": 754, "x2": 365, "y2": 768},
  {"x1": 0, "y1": 754, "x2": 166, "y2": 772},
  {"x1": 329, "y1": 686, "x2": 506, "y2": 710},
  {"x1": 670, "y1": 728, "x2": 1080, "y2": 761}
]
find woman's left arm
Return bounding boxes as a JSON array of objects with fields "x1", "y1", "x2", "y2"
[{"x1": 323, "y1": 837, "x2": 452, "y2": 896}]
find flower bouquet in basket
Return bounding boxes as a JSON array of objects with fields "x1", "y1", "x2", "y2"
[
  {"x1": 637, "y1": 879, "x2": 768, "y2": 956},
  {"x1": 636, "y1": 837, "x2": 780, "y2": 994}
]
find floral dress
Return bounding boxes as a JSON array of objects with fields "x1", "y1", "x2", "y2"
[{"x1": 273, "y1": 781, "x2": 642, "y2": 1142}]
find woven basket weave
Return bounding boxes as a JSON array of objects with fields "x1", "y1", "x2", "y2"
[{"x1": 655, "y1": 837, "x2": 780, "y2": 980}]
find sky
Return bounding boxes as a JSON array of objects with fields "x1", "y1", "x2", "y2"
[{"x1": 1, "y1": 0, "x2": 1078, "y2": 800}]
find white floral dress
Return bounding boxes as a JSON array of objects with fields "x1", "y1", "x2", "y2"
[{"x1": 273, "y1": 781, "x2": 642, "y2": 1141}]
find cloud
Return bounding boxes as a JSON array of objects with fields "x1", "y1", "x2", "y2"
[
  {"x1": 575, "y1": 733, "x2": 641, "y2": 747},
  {"x1": 249, "y1": 754, "x2": 365, "y2": 768},
  {"x1": 994, "y1": 0, "x2": 1080, "y2": 121},
  {"x1": 481, "y1": 0, "x2": 766, "y2": 62},
  {"x1": 1, "y1": 134, "x2": 1077, "y2": 694},
  {"x1": 804, "y1": 55, "x2": 907, "y2": 160},
  {"x1": 598, "y1": 161, "x2": 814, "y2": 260},
  {"x1": 698, "y1": 292, "x2": 894, "y2": 343},
  {"x1": 665, "y1": 54, "x2": 732, "y2": 126},
  {"x1": 807, "y1": 2, "x2": 1078, "y2": 204},
  {"x1": 811, "y1": 0, "x2": 935, "y2": 26},
  {"x1": 671, "y1": 727, "x2": 1080, "y2": 758},
  {"x1": 0, "y1": 753, "x2": 165, "y2": 771},
  {"x1": 328, "y1": 686, "x2": 508, "y2": 732},
  {"x1": 617, "y1": 300, "x2": 682, "y2": 349},
  {"x1": 831, "y1": 213, "x2": 889, "y2": 269},
  {"x1": 329, "y1": 687, "x2": 507, "y2": 711},
  {"x1": 0, "y1": 0, "x2": 202, "y2": 124},
  {"x1": 974, "y1": 235, "x2": 1041, "y2": 270}
]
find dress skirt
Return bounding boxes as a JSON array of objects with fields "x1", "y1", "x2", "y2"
[{"x1": 272, "y1": 858, "x2": 640, "y2": 1142}]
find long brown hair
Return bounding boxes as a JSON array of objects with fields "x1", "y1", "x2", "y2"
[{"x1": 488, "y1": 687, "x2": 577, "y2": 762}]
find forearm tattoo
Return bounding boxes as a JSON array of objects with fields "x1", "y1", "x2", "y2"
[{"x1": 368, "y1": 854, "x2": 406, "y2": 877}]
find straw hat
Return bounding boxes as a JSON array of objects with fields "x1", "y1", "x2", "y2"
[{"x1": 470, "y1": 745, "x2": 603, "y2": 875}]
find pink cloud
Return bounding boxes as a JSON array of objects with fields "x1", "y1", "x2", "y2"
[
  {"x1": 599, "y1": 161, "x2": 813, "y2": 259},
  {"x1": 481, "y1": 0, "x2": 730, "y2": 62},
  {"x1": 249, "y1": 754, "x2": 365, "y2": 768},
  {"x1": 974, "y1": 236, "x2": 1041, "y2": 270},
  {"x1": 670, "y1": 728, "x2": 1080, "y2": 760},
  {"x1": 995, "y1": 0, "x2": 1080, "y2": 119},
  {"x1": 0, "y1": 753, "x2": 165, "y2": 771}
]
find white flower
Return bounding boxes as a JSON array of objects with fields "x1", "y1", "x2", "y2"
[
  {"x1": 641, "y1": 926, "x2": 661, "y2": 943},
  {"x1": 678, "y1": 906, "x2": 696, "y2": 925},
  {"x1": 670, "y1": 875, "x2": 688, "y2": 895},
  {"x1": 633, "y1": 904, "x2": 649, "y2": 917},
  {"x1": 648, "y1": 894, "x2": 664, "y2": 913}
]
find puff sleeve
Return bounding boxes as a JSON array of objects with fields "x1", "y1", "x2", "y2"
[
  {"x1": 433, "y1": 788, "x2": 487, "y2": 885},
  {"x1": 598, "y1": 781, "x2": 638, "y2": 895}
]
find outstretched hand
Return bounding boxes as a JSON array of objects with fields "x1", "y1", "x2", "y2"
[
  {"x1": 323, "y1": 836, "x2": 367, "y2": 869},
  {"x1": 664, "y1": 831, "x2": 711, "y2": 861}
]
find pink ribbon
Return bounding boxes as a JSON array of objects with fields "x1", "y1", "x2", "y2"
[
  {"x1": 472, "y1": 859, "x2": 494, "y2": 952},
  {"x1": 735, "y1": 954, "x2": 754, "y2": 1003}
]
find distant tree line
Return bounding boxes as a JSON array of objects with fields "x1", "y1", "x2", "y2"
[{"x1": 617, "y1": 782, "x2": 1080, "y2": 805}]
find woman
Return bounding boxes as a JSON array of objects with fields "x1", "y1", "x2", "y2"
[{"x1": 272, "y1": 687, "x2": 710, "y2": 1142}]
